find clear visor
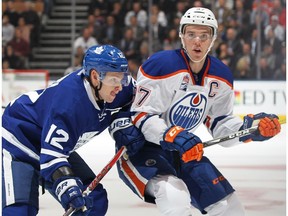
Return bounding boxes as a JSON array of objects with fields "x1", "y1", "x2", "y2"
[
  {"x1": 100, "y1": 72, "x2": 129, "y2": 86},
  {"x1": 183, "y1": 32, "x2": 212, "y2": 42}
]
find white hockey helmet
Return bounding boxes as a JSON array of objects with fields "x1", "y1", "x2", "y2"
[{"x1": 179, "y1": 7, "x2": 218, "y2": 37}]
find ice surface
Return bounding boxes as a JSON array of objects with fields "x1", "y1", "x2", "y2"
[{"x1": 39, "y1": 125, "x2": 286, "y2": 216}]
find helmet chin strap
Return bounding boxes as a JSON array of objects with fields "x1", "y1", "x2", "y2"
[
  {"x1": 180, "y1": 34, "x2": 216, "y2": 63},
  {"x1": 93, "y1": 82, "x2": 103, "y2": 101},
  {"x1": 87, "y1": 75, "x2": 103, "y2": 101}
]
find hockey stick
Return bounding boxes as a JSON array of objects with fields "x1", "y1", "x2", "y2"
[
  {"x1": 63, "y1": 146, "x2": 127, "y2": 216},
  {"x1": 203, "y1": 120, "x2": 286, "y2": 148},
  {"x1": 63, "y1": 120, "x2": 285, "y2": 215}
]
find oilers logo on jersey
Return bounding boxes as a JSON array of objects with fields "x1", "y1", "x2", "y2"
[{"x1": 169, "y1": 92, "x2": 207, "y2": 130}]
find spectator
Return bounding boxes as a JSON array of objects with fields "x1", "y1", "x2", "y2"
[
  {"x1": 261, "y1": 43, "x2": 277, "y2": 72},
  {"x1": 273, "y1": 60, "x2": 286, "y2": 80},
  {"x1": 163, "y1": 28, "x2": 181, "y2": 50},
  {"x1": 110, "y1": 1, "x2": 126, "y2": 26},
  {"x1": 73, "y1": 27, "x2": 98, "y2": 54},
  {"x1": 264, "y1": 15, "x2": 285, "y2": 41},
  {"x1": 3, "y1": 1, "x2": 20, "y2": 27},
  {"x1": 235, "y1": 43, "x2": 256, "y2": 79},
  {"x1": 216, "y1": 42, "x2": 232, "y2": 67},
  {"x1": 17, "y1": 17, "x2": 31, "y2": 45},
  {"x1": 8, "y1": 28, "x2": 30, "y2": 68},
  {"x1": 235, "y1": 55, "x2": 251, "y2": 79},
  {"x1": 88, "y1": 0, "x2": 109, "y2": 15},
  {"x1": 21, "y1": 1, "x2": 41, "y2": 48},
  {"x1": 87, "y1": 12, "x2": 105, "y2": 43},
  {"x1": 101, "y1": 15, "x2": 122, "y2": 46},
  {"x1": 124, "y1": 1, "x2": 148, "y2": 28},
  {"x1": 192, "y1": 1, "x2": 204, "y2": 7},
  {"x1": 150, "y1": 4, "x2": 168, "y2": 27},
  {"x1": 270, "y1": 0, "x2": 286, "y2": 28},
  {"x1": 275, "y1": 41, "x2": 286, "y2": 68},
  {"x1": 170, "y1": 1, "x2": 187, "y2": 23},
  {"x1": 223, "y1": 27, "x2": 243, "y2": 71},
  {"x1": 129, "y1": 15, "x2": 145, "y2": 43},
  {"x1": 233, "y1": 0, "x2": 252, "y2": 41},
  {"x1": 215, "y1": 0, "x2": 234, "y2": 10},
  {"x1": 149, "y1": 14, "x2": 167, "y2": 52},
  {"x1": 168, "y1": 16, "x2": 181, "y2": 32},
  {"x1": 246, "y1": 27, "x2": 265, "y2": 58},
  {"x1": 118, "y1": 27, "x2": 138, "y2": 59},
  {"x1": 259, "y1": 56, "x2": 271, "y2": 79},
  {"x1": 250, "y1": 1, "x2": 270, "y2": 27},
  {"x1": 138, "y1": 40, "x2": 150, "y2": 64},
  {"x1": 2, "y1": 14, "x2": 15, "y2": 46},
  {"x1": 214, "y1": 0, "x2": 233, "y2": 28},
  {"x1": 156, "y1": 0, "x2": 176, "y2": 23},
  {"x1": 3, "y1": 44, "x2": 24, "y2": 69},
  {"x1": 265, "y1": 28, "x2": 282, "y2": 54},
  {"x1": 252, "y1": 0, "x2": 274, "y2": 15}
]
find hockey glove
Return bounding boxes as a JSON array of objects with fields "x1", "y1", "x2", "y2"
[
  {"x1": 239, "y1": 112, "x2": 281, "y2": 142},
  {"x1": 109, "y1": 112, "x2": 146, "y2": 156},
  {"x1": 52, "y1": 176, "x2": 93, "y2": 214},
  {"x1": 160, "y1": 126, "x2": 203, "y2": 163}
]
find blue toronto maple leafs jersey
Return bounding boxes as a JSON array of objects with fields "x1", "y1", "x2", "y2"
[{"x1": 2, "y1": 69, "x2": 135, "y2": 181}]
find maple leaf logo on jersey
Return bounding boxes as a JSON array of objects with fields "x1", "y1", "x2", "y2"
[{"x1": 169, "y1": 93, "x2": 207, "y2": 130}]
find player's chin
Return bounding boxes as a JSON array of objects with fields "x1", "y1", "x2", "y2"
[{"x1": 106, "y1": 93, "x2": 117, "y2": 103}]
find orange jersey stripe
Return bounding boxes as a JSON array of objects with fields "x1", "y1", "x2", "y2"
[
  {"x1": 139, "y1": 65, "x2": 188, "y2": 80},
  {"x1": 121, "y1": 159, "x2": 146, "y2": 196},
  {"x1": 132, "y1": 112, "x2": 147, "y2": 125}
]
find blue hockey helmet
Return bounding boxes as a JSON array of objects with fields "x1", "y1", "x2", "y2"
[{"x1": 83, "y1": 45, "x2": 129, "y2": 85}]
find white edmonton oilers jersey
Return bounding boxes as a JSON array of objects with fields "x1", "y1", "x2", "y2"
[{"x1": 131, "y1": 49, "x2": 243, "y2": 147}]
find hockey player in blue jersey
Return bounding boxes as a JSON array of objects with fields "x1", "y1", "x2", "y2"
[
  {"x1": 110, "y1": 7, "x2": 281, "y2": 216},
  {"x1": 2, "y1": 45, "x2": 144, "y2": 215}
]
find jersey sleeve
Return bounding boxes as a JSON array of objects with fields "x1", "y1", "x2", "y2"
[{"x1": 204, "y1": 65, "x2": 243, "y2": 147}]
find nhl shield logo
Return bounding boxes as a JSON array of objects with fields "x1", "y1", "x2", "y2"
[{"x1": 169, "y1": 93, "x2": 207, "y2": 130}]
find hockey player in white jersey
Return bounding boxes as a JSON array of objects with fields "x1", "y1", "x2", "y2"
[
  {"x1": 110, "y1": 7, "x2": 281, "y2": 216},
  {"x1": 2, "y1": 45, "x2": 145, "y2": 215}
]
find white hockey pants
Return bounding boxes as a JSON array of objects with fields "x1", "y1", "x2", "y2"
[{"x1": 145, "y1": 174, "x2": 245, "y2": 216}]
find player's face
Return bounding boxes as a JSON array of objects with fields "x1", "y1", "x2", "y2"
[
  {"x1": 98, "y1": 72, "x2": 124, "y2": 103},
  {"x1": 182, "y1": 25, "x2": 213, "y2": 61}
]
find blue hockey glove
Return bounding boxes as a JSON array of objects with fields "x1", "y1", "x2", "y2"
[
  {"x1": 239, "y1": 112, "x2": 281, "y2": 142},
  {"x1": 160, "y1": 126, "x2": 203, "y2": 163},
  {"x1": 109, "y1": 112, "x2": 145, "y2": 156},
  {"x1": 52, "y1": 176, "x2": 93, "y2": 213},
  {"x1": 73, "y1": 183, "x2": 108, "y2": 216}
]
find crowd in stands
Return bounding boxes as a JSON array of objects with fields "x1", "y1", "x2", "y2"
[
  {"x1": 2, "y1": 0, "x2": 42, "y2": 69},
  {"x1": 2, "y1": 0, "x2": 286, "y2": 81}
]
